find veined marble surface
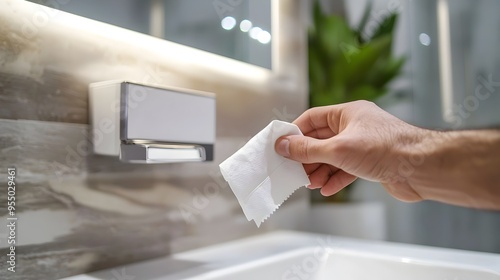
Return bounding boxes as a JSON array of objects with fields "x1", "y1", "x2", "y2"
[{"x1": 0, "y1": 0, "x2": 309, "y2": 279}]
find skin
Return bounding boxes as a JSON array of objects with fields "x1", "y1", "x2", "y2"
[{"x1": 275, "y1": 101, "x2": 500, "y2": 210}]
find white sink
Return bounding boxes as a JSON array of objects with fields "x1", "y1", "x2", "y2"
[
  {"x1": 195, "y1": 247, "x2": 500, "y2": 280},
  {"x1": 62, "y1": 231, "x2": 500, "y2": 280}
]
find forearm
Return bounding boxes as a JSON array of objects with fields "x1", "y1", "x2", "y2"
[{"x1": 409, "y1": 129, "x2": 500, "y2": 210}]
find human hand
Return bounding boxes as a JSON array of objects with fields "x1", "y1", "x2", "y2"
[{"x1": 275, "y1": 101, "x2": 428, "y2": 202}]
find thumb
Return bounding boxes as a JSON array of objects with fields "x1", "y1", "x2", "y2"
[{"x1": 275, "y1": 135, "x2": 329, "y2": 164}]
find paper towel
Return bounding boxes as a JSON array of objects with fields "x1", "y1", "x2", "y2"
[{"x1": 219, "y1": 120, "x2": 311, "y2": 227}]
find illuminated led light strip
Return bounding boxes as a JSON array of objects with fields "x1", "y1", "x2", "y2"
[{"x1": 437, "y1": 0, "x2": 454, "y2": 123}]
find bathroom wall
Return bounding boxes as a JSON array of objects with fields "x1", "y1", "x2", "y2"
[
  {"x1": 0, "y1": 1, "x2": 308, "y2": 279},
  {"x1": 410, "y1": 0, "x2": 500, "y2": 130}
]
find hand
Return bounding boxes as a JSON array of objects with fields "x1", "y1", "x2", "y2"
[{"x1": 275, "y1": 101, "x2": 428, "y2": 202}]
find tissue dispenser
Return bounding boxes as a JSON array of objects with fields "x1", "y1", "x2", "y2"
[{"x1": 89, "y1": 81, "x2": 215, "y2": 163}]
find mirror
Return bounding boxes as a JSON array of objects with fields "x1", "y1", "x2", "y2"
[{"x1": 27, "y1": 0, "x2": 272, "y2": 69}]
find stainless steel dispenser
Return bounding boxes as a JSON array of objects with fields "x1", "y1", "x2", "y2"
[{"x1": 89, "y1": 81, "x2": 215, "y2": 163}]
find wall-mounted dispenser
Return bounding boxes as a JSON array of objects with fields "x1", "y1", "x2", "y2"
[{"x1": 89, "y1": 81, "x2": 215, "y2": 163}]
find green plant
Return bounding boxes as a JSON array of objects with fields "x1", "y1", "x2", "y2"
[
  {"x1": 308, "y1": 1, "x2": 405, "y2": 203},
  {"x1": 309, "y1": 0, "x2": 405, "y2": 107}
]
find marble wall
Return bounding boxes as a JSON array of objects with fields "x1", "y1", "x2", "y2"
[{"x1": 0, "y1": 1, "x2": 308, "y2": 279}]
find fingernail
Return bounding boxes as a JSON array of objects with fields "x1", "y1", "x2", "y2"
[{"x1": 276, "y1": 138, "x2": 290, "y2": 157}]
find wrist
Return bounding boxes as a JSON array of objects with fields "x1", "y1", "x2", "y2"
[
  {"x1": 376, "y1": 124, "x2": 433, "y2": 202},
  {"x1": 385, "y1": 125, "x2": 438, "y2": 189}
]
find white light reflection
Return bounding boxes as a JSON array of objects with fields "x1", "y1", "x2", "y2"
[
  {"x1": 419, "y1": 33, "x2": 431, "y2": 46},
  {"x1": 240, "y1": 19, "x2": 252, "y2": 32},
  {"x1": 221, "y1": 16, "x2": 236, "y2": 30},
  {"x1": 258, "y1": 31, "x2": 271, "y2": 44},
  {"x1": 249, "y1": 27, "x2": 262, "y2": 39}
]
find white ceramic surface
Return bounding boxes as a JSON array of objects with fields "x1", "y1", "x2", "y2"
[
  {"x1": 192, "y1": 247, "x2": 500, "y2": 280},
  {"x1": 62, "y1": 231, "x2": 500, "y2": 280}
]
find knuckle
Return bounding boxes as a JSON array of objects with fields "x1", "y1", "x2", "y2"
[
  {"x1": 352, "y1": 100, "x2": 377, "y2": 111},
  {"x1": 358, "y1": 100, "x2": 375, "y2": 106}
]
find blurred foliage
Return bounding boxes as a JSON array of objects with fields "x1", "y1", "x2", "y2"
[
  {"x1": 309, "y1": 0, "x2": 405, "y2": 107},
  {"x1": 309, "y1": 0, "x2": 405, "y2": 203}
]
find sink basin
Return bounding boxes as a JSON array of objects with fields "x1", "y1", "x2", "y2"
[
  {"x1": 195, "y1": 247, "x2": 500, "y2": 280},
  {"x1": 62, "y1": 231, "x2": 500, "y2": 280}
]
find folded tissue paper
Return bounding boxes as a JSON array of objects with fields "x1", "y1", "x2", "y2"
[{"x1": 219, "y1": 120, "x2": 311, "y2": 227}]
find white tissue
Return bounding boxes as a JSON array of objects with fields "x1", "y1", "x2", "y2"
[{"x1": 219, "y1": 120, "x2": 311, "y2": 227}]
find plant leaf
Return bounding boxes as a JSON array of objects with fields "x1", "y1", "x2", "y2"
[
  {"x1": 355, "y1": 0, "x2": 373, "y2": 43},
  {"x1": 308, "y1": 42, "x2": 327, "y2": 97},
  {"x1": 318, "y1": 16, "x2": 358, "y2": 59},
  {"x1": 344, "y1": 35, "x2": 392, "y2": 87},
  {"x1": 367, "y1": 56, "x2": 406, "y2": 88},
  {"x1": 370, "y1": 13, "x2": 398, "y2": 42},
  {"x1": 347, "y1": 85, "x2": 384, "y2": 102},
  {"x1": 312, "y1": 0, "x2": 324, "y2": 36}
]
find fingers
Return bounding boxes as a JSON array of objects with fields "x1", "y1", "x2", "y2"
[
  {"x1": 308, "y1": 164, "x2": 336, "y2": 189},
  {"x1": 304, "y1": 163, "x2": 321, "y2": 174},
  {"x1": 275, "y1": 135, "x2": 331, "y2": 164},
  {"x1": 293, "y1": 104, "x2": 347, "y2": 136},
  {"x1": 293, "y1": 101, "x2": 379, "y2": 136},
  {"x1": 307, "y1": 165, "x2": 357, "y2": 196},
  {"x1": 320, "y1": 170, "x2": 358, "y2": 196},
  {"x1": 304, "y1": 127, "x2": 337, "y2": 139}
]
